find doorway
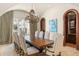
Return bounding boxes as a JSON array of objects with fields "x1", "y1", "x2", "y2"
[{"x1": 40, "y1": 17, "x2": 45, "y2": 32}]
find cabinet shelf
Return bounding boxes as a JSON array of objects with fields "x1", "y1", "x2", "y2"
[{"x1": 68, "y1": 33, "x2": 76, "y2": 35}]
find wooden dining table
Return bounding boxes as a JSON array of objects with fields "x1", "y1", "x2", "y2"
[{"x1": 26, "y1": 39, "x2": 54, "y2": 52}]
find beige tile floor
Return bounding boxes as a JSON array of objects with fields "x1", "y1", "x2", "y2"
[
  {"x1": 61, "y1": 47, "x2": 79, "y2": 56},
  {"x1": 46, "y1": 46, "x2": 79, "y2": 56},
  {"x1": 0, "y1": 44, "x2": 17, "y2": 56},
  {"x1": 1, "y1": 44, "x2": 79, "y2": 56}
]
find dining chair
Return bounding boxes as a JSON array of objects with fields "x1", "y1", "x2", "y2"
[
  {"x1": 18, "y1": 32, "x2": 39, "y2": 56},
  {"x1": 35, "y1": 31, "x2": 39, "y2": 39},
  {"x1": 45, "y1": 33, "x2": 63, "y2": 56},
  {"x1": 38, "y1": 31, "x2": 44, "y2": 39},
  {"x1": 44, "y1": 32, "x2": 50, "y2": 40},
  {"x1": 44, "y1": 32, "x2": 54, "y2": 49},
  {"x1": 20, "y1": 29, "x2": 31, "y2": 46},
  {"x1": 12, "y1": 32, "x2": 20, "y2": 49},
  {"x1": 12, "y1": 32, "x2": 23, "y2": 55},
  {"x1": 24, "y1": 34, "x2": 31, "y2": 42}
]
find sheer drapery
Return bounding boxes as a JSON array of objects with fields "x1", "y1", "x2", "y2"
[{"x1": 0, "y1": 11, "x2": 13, "y2": 44}]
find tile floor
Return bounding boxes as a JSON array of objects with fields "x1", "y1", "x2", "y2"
[
  {"x1": 1, "y1": 44, "x2": 79, "y2": 56},
  {"x1": 46, "y1": 46, "x2": 79, "y2": 56}
]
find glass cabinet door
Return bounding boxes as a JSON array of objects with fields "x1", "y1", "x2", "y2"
[{"x1": 67, "y1": 12, "x2": 76, "y2": 34}]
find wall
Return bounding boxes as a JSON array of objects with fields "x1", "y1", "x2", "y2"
[
  {"x1": 13, "y1": 10, "x2": 27, "y2": 20},
  {"x1": 0, "y1": 4, "x2": 32, "y2": 16}
]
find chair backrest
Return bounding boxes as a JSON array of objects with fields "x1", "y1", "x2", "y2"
[
  {"x1": 50, "y1": 32, "x2": 64, "y2": 52},
  {"x1": 24, "y1": 34, "x2": 31, "y2": 42},
  {"x1": 44, "y1": 32, "x2": 50, "y2": 40},
  {"x1": 38, "y1": 31, "x2": 44, "y2": 39},
  {"x1": 12, "y1": 32, "x2": 20, "y2": 48},
  {"x1": 18, "y1": 31, "x2": 27, "y2": 53},
  {"x1": 35, "y1": 31, "x2": 39, "y2": 39}
]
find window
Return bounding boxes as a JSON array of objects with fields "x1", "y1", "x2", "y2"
[{"x1": 13, "y1": 18, "x2": 30, "y2": 35}]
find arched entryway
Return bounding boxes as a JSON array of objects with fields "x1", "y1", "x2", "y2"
[
  {"x1": 63, "y1": 9, "x2": 79, "y2": 50},
  {"x1": 40, "y1": 17, "x2": 45, "y2": 32}
]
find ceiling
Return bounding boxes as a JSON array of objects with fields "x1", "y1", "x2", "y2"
[{"x1": 0, "y1": 3, "x2": 79, "y2": 17}]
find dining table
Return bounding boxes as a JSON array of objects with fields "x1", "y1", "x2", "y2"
[{"x1": 25, "y1": 39, "x2": 54, "y2": 53}]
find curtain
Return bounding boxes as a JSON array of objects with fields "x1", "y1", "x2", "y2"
[
  {"x1": 0, "y1": 11, "x2": 13, "y2": 44},
  {"x1": 30, "y1": 21, "x2": 37, "y2": 40},
  {"x1": 0, "y1": 17, "x2": 2, "y2": 43}
]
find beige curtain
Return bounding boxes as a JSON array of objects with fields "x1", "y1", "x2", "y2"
[
  {"x1": 0, "y1": 17, "x2": 2, "y2": 43},
  {"x1": 30, "y1": 21, "x2": 37, "y2": 40},
  {"x1": 0, "y1": 11, "x2": 13, "y2": 44}
]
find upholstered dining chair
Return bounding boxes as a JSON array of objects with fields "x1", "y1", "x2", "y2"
[
  {"x1": 12, "y1": 32, "x2": 23, "y2": 55},
  {"x1": 18, "y1": 32, "x2": 39, "y2": 56},
  {"x1": 44, "y1": 32, "x2": 54, "y2": 49},
  {"x1": 45, "y1": 33, "x2": 63, "y2": 56},
  {"x1": 35, "y1": 31, "x2": 39, "y2": 39},
  {"x1": 20, "y1": 29, "x2": 31, "y2": 47},
  {"x1": 44, "y1": 32, "x2": 50, "y2": 40},
  {"x1": 38, "y1": 31, "x2": 44, "y2": 39},
  {"x1": 12, "y1": 32, "x2": 20, "y2": 49}
]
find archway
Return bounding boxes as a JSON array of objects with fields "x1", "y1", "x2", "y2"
[
  {"x1": 40, "y1": 17, "x2": 46, "y2": 32},
  {"x1": 0, "y1": 9, "x2": 35, "y2": 44}
]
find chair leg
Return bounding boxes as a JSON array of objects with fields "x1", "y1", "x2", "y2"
[
  {"x1": 52, "y1": 52, "x2": 61, "y2": 56},
  {"x1": 57, "y1": 52, "x2": 61, "y2": 56}
]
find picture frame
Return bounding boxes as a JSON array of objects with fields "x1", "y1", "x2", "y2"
[{"x1": 49, "y1": 19, "x2": 57, "y2": 32}]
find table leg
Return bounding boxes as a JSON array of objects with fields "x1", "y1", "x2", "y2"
[{"x1": 39, "y1": 49, "x2": 44, "y2": 53}]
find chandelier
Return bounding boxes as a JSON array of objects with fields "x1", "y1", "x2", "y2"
[{"x1": 26, "y1": 4, "x2": 39, "y2": 23}]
